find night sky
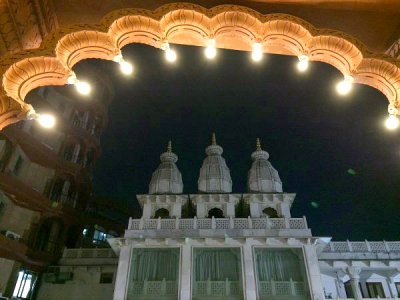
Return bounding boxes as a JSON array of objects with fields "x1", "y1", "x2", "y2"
[{"x1": 82, "y1": 44, "x2": 400, "y2": 241}]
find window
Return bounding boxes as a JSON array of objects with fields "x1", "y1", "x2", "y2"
[
  {"x1": 154, "y1": 208, "x2": 170, "y2": 219},
  {"x1": 92, "y1": 229, "x2": 107, "y2": 244},
  {"x1": 207, "y1": 207, "x2": 224, "y2": 218},
  {"x1": 262, "y1": 207, "x2": 279, "y2": 218},
  {"x1": 12, "y1": 270, "x2": 38, "y2": 299},
  {"x1": 192, "y1": 248, "x2": 243, "y2": 299},
  {"x1": 127, "y1": 248, "x2": 180, "y2": 299},
  {"x1": 99, "y1": 273, "x2": 113, "y2": 284},
  {"x1": 253, "y1": 248, "x2": 310, "y2": 300},
  {"x1": 366, "y1": 282, "x2": 385, "y2": 298}
]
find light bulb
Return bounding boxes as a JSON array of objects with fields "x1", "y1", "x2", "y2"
[
  {"x1": 297, "y1": 55, "x2": 309, "y2": 72},
  {"x1": 119, "y1": 60, "x2": 133, "y2": 75},
  {"x1": 75, "y1": 80, "x2": 91, "y2": 95},
  {"x1": 205, "y1": 39, "x2": 217, "y2": 59},
  {"x1": 336, "y1": 76, "x2": 353, "y2": 95},
  {"x1": 37, "y1": 114, "x2": 56, "y2": 128},
  {"x1": 251, "y1": 43, "x2": 263, "y2": 62},
  {"x1": 165, "y1": 48, "x2": 177, "y2": 62},
  {"x1": 385, "y1": 114, "x2": 399, "y2": 130}
]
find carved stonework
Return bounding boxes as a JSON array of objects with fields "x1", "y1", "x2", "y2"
[{"x1": 0, "y1": 3, "x2": 400, "y2": 130}]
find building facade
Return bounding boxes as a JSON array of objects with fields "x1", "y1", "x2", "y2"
[
  {"x1": 102, "y1": 137, "x2": 400, "y2": 300},
  {"x1": 0, "y1": 66, "x2": 128, "y2": 299}
]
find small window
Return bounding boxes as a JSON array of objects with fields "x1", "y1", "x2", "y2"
[
  {"x1": 366, "y1": 282, "x2": 385, "y2": 298},
  {"x1": 263, "y1": 207, "x2": 279, "y2": 218},
  {"x1": 208, "y1": 207, "x2": 224, "y2": 218},
  {"x1": 99, "y1": 272, "x2": 113, "y2": 284},
  {"x1": 154, "y1": 208, "x2": 170, "y2": 219}
]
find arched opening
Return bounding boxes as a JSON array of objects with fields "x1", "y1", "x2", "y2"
[
  {"x1": 263, "y1": 207, "x2": 279, "y2": 218},
  {"x1": 208, "y1": 207, "x2": 224, "y2": 218},
  {"x1": 1, "y1": 5, "x2": 399, "y2": 132},
  {"x1": 154, "y1": 208, "x2": 170, "y2": 219}
]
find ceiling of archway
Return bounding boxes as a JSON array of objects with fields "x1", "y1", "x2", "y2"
[{"x1": 0, "y1": 0, "x2": 399, "y2": 130}]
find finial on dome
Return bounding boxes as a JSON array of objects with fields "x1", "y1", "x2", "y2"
[
  {"x1": 167, "y1": 140, "x2": 172, "y2": 153},
  {"x1": 256, "y1": 138, "x2": 262, "y2": 151},
  {"x1": 212, "y1": 132, "x2": 216, "y2": 145}
]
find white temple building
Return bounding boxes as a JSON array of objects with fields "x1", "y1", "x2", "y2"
[{"x1": 37, "y1": 136, "x2": 400, "y2": 300}]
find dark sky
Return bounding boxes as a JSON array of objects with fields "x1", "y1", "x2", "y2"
[{"x1": 83, "y1": 44, "x2": 400, "y2": 241}]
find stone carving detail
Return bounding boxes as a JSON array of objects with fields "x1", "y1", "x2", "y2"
[{"x1": 0, "y1": 3, "x2": 399, "y2": 130}]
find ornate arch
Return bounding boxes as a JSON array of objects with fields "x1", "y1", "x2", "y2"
[{"x1": 1, "y1": 3, "x2": 400, "y2": 130}]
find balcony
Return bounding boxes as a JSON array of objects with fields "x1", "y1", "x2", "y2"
[{"x1": 125, "y1": 217, "x2": 311, "y2": 239}]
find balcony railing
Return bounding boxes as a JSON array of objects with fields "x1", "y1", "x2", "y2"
[
  {"x1": 62, "y1": 248, "x2": 116, "y2": 259},
  {"x1": 323, "y1": 241, "x2": 400, "y2": 253},
  {"x1": 128, "y1": 217, "x2": 308, "y2": 231},
  {"x1": 258, "y1": 280, "x2": 307, "y2": 298},
  {"x1": 128, "y1": 279, "x2": 177, "y2": 298},
  {"x1": 194, "y1": 279, "x2": 242, "y2": 298}
]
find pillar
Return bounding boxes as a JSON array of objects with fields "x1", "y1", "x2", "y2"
[
  {"x1": 347, "y1": 267, "x2": 363, "y2": 300},
  {"x1": 180, "y1": 243, "x2": 191, "y2": 299},
  {"x1": 242, "y1": 243, "x2": 257, "y2": 300},
  {"x1": 113, "y1": 244, "x2": 132, "y2": 300},
  {"x1": 226, "y1": 202, "x2": 235, "y2": 217},
  {"x1": 249, "y1": 202, "x2": 260, "y2": 218},
  {"x1": 303, "y1": 245, "x2": 325, "y2": 300}
]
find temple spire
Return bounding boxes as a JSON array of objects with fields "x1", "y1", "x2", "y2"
[
  {"x1": 167, "y1": 140, "x2": 172, "y2": 153},
  {"x1": 256, "y1": 138, "x2": 262, "y2": 151},
  {"x1": 211, "y1": 132, "x2": 217, "y2": 145}
]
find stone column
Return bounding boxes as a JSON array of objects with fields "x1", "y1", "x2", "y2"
[
  {"x1": 113, "y1": 243, "x2": 132, "y2": 300},
  {"x1": 303, "y1": 245, "x2": 325, "y2": 300},
  {"x1": 180, "y1": 243, "x2": 192, "y2": 299},
  {"x1": 347, "y1": 267, "x2": 363, "y2": 300},
  {"x1": 249, "y1": 202, "x2": 260, "y2": 218},
  {"x1": 386, "y1": 270, "x2": 400, "y2": 298},
  {"x1": 242, "y1": 242, "x2": 257, "y2": 300},
  {"x1": 335, "y1": 270, "x2": 347, "y2": 298}
]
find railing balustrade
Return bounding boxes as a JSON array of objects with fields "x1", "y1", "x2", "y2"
[
  {"x1": 128, "y1": 217, "x2": 309, "y2": 231},
  {"x1": 324, "y1": 241, "x2": 400, "y2": 253},
  {"x1": 62, "y1": 248, "x2": 116, "y2": 259}
]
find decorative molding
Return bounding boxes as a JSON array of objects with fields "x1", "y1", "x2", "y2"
[{"x1": 0, "y1": 3, "x2": 400, "y2": 129}]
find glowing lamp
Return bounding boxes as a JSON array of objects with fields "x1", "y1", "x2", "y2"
[
  {"x1": 251, "y1": 43, "x2": 263, "y2": 62},
  {"x1": 297, "y1": 55, "x2": 309, "y2": 72},
  {"x1": 204, "y1": 39, "x2": 217, "y2": 59},
  {"x1": 336, "y1": 75, "x2": 353, "y2": 95},
  {"x1": 385, "y1": 114, "x2": 399, "y2": 130}
]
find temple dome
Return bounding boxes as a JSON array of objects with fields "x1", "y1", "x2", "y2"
[
  {"x1": 149, "y1": 141, "x2": 183, "y2": 194},
  {"x1": 198, "y1": 133, "x2": 232, "y2": 193},
  {"x1": 247, "y1": 138, "x2": 282, "y2": 193}
]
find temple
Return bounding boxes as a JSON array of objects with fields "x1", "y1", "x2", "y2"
[{"x1": 100, "y1": 137, "x2": 398, "y2": 300}]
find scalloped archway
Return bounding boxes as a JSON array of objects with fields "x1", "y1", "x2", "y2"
[{"x1": 1, "y1": 3, "x2": 400, "y2": 130}]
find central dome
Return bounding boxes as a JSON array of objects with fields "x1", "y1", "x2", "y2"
[{"x1": 198, "y1": 133, "x2": 232, "y2": 193}]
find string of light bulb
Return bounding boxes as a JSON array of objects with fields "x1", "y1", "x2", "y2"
[{"x1": 27, "y1": 40, "x2": 399, "y2": 131}]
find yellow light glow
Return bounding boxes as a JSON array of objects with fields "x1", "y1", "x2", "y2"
[
  {"x1": 37, "y1": 114, "x2": 56, "y2": 128},
  {"x1": 297, "y1": 55, "x2": 309, "y2": 72},
  {"x1": 75, "y1": 80, "x2": 91, "y2": 95},
  {"x1": 251, "y1": 43, "x2": 263, "y2": 62},
  {"x1": 120, "y1": 60, "x2": 134, "y2": 75},
  {"x1": 385, "y1": 114, "x2": 399, "y2": 130},
  {"x1": 336, "y1": 76, "x2": 353, "y2": 95},
  {"x1": 165, "y1": 48, "x2": 177, "y2": 62}
]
